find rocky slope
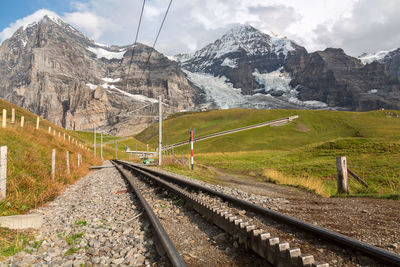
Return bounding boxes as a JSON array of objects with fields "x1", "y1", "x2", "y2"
[
  {"x1": 177, "y1": 25, "x2": 400, "y2": 111},
  {"x1": 0, "y1": 15, "x2": 199, "y2": 135}
]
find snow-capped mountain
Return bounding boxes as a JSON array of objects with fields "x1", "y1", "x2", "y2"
[
  {"x1": 176, "y1": 25, "x2": 400, "y2": 111},
  {"x1": 177, "y1": 25, "x2": 296, "y2": 72},
  {"x1": 0, "y1": 15, "x2": 199, "y2": 135},
  {"x1": 175, "y1": 25, "x2": 321, "y2": 109},
  {"x1": 1, "y1": 16, "x2": 400, "y2": 133}
]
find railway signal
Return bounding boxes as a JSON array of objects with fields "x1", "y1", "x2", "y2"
[{"x1": 189, "y1": 128, "x2": 196, "y2": 170}]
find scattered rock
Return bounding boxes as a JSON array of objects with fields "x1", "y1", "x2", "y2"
[{"x1": 0, "y1": 161, "x2": 158, "y2": 266}]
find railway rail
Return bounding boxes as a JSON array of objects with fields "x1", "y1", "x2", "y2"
[
  {"x1": 112, "y1": 160, "x2": 400, "y2": 267},
  {"x1": 162, "y1": 115, "x2": 298, "y2": 150}
]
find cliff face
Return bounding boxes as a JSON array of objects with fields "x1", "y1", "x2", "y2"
[
  {"x1": 177, "y1": 25, "x2": 400, "y2": 111},
  {"x1": 0, "y1": 16, "x2": 199, "y2": 135},
  {"x1": 286, "y1": 48, "x2": 400, "y2": 110}
]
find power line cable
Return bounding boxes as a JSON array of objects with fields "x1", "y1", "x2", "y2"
[
  {"x1": 126, "y1": 0, "x2": 146, "y2": 89},
  {"x1": 134, "y1": 0, "x2": 146, "y2": 45},
  {"x1": 140, "y1": 0, "x2": 173, "y2": 80}
]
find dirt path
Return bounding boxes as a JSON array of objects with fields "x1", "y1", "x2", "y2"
[{"x1": 208, "y1": 167, "x2": 400, "y2": 255}]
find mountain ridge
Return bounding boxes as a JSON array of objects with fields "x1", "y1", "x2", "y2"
[
  {"x1": 0, "y1": 15, "x2": 199, "y2": 136},
  {"x1": 176, "y1": 25, "x2": 400, "y2": 111},
  {"x1": 1, "y1": 17, "x2": 400, "y2": 136}
]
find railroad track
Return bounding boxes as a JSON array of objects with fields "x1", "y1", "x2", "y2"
[
  {"x1": 111, "y1": 160, "x2": 400, "y2": 267},
  {"x1": 162, "y1": 115, "x2": 298, "y2": 150}
]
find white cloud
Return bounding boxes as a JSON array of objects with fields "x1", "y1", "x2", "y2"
[
  {"x1": 314, "y1": 0, "x2": 400, "y2": 55},
  {"x1": 0, "y1": 9, "x2": 60, "y2": 41},
  {"x1": 63, "y1": 11, "x2": 102, "y2": 39},
  {"x1": 1, "y1": 0, "x2": 400, "y2": 57}
]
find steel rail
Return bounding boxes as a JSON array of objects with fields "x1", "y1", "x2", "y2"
[
  {"x1": 116, "y1": 160, "x2": 400, "y2": 266},
  {"x1": 111, "y1": 161, "x2": 186, "y2": 267}
]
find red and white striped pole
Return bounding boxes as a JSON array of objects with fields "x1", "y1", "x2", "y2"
[{"x1": 190, "y1": 129, "x2": 194, "y2": 170}]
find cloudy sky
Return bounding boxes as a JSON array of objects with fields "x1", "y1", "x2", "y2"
[{"x1": 1, "y1": 0, "x2": 400, "y2": 56}]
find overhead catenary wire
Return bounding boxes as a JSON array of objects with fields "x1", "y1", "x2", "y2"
[
  {"x1": 126, "y1": 0, "x2": 147, "y2": 90},
  {"x1": 139, "y1": 0, "x2": 173, "y2": 80}
]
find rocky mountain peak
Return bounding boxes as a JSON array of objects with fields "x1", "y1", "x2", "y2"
[
  {"x1": 178, "y1": 24, "x2": 295, "y2": 65},
  {"x1": 0, "y1": 14, "x2": 199, "y2": 136}
]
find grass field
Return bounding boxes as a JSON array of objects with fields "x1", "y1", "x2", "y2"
[
  {"x1": 72, "y1": 131, "x2": 149, "y2": 160},
  {"x1": 137, "y1": 109, "x2": 400, "y2": 198},
  {"x1": 0, "y1": 100, "x2": 101, "y2": 215},
  {"x1": 0, "y1": 99, "x2": 103, "y2": 259}
]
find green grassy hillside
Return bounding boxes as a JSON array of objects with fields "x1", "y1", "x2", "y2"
[
  {"x1": 137, "y1": 109, "x2": 400, "y2": 198},
  {"x1": 72, "y1": 131, "x2": 149, "y2": 160},
  {"x1": 0, "y1": 100, "x2": 100, "y2": 216}
]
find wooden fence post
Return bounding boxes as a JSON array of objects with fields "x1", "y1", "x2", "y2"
[
  {"x1": 48, "y1": 126, "x2": 51, "y2": 133},
  {"x1": 2, "y1": 109, "x2": 6, "y2": 128},
  {"x1": 78, "y1": 153, "x2": 81, "y2": 167},
  {"x1": 20, "y1": 116, "x2": 24, "y2": 127},
  {"x1": 66, "y1": 151, "x2": 70, "y2": 175},
  {"x1": 36, "y1": 117, "x2": 39, "y2": 129},
  {"x1": 51, "y1": 149, "x2": 56, "y2": 181},
  {"x1": 68, "y1": 135, "x2": 71, "y2": 142},
  {"x1": 0, "y1": 146, "x2": 7, "y2": 200},
  {"x1": 336, "y1": 156, "x2": 348, "y2": 194},
  {"x1": 11, "y1": 109, "x2": 15, "y2": 124},
  {"x1": 58, "y1": 132, "x2": 61, "y2": 138},
  {"x1": 53, "y1": 130, "x2": 56, "y2": 136}
]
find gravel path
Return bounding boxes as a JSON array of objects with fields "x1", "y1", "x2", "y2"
[{"x1": 2, "y1": 161, "x2": 168, "y2": 267}]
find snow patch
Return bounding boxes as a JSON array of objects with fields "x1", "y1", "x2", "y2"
[
  {"x1": 253, "y1": 68, "x2": 328, "y2": 108},
  {"x1": 102, "y1": 83, "x2": 158, "y2": 103},
  {"x1": 288, "y1": 97, "x2": 328, "y2": 108},
  {"x1": 87, "y1": 47, "x2": 126, "y2": 60},
  {"x1": 86, "y1": 83, "x2": 98, "y2": 90},
  {"x1": 21, "y1": 40, "x2": 27, "y2": 47},
  {"x1": 253, "y1": 68, "x2": 292, "y2": 93},
  {"x1": 368, "y1": 89, "x2": 378, "y2": 94},
  {"x1": 183, "y1": 68, "x2": 329, "y2": 110},
  {"x1": 221, "y1": 57, "x2": 238, "y2": 68},
  {"x1": 270, "y1": 37, "x2": 293, "y2": 57},
  {"x1": 94, "y1": 42, "x2": 109, "y2": 48},
  {"x1": 358, "y1": 50, "x2": 392, "y2": 64},
  {"x1": 183, "y1": 70, "x2": 245, "y2": 109},
  {"x1": 101, "y1": 77, "x2": 121, "y2": 83},
  {"x1": 166, "y1": 55, "x2": 178, "y2": 62}
]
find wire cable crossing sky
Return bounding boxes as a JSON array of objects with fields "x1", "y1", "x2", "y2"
[{"x1": 1, "y1": 0, "x2": 400, "y2": 56}]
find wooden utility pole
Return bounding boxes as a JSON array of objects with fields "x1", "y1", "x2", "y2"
[{"x1": 336, "y1": 156, "x2": 348, "y2": 193}]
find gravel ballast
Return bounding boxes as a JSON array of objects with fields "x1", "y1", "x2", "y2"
[{"x1": 1, "y1": 161, "x2": 168, "y2": 267}]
